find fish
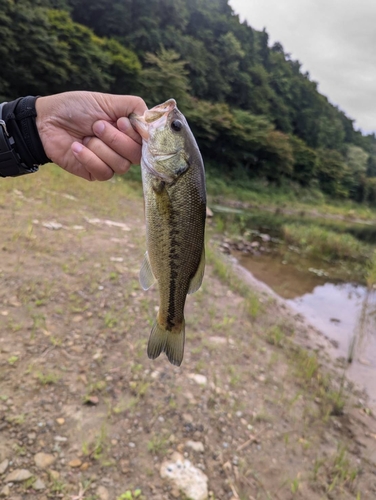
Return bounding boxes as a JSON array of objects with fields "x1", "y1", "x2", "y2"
[{"x1": 130, "y1": 99, "x2": 206, "y2": 366}]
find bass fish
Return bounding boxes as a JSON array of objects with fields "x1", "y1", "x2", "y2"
[{"x1": 130, "y1": 99, "x2": 206, "y2": 366}]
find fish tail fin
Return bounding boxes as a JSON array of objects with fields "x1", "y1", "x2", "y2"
[{"x1": 147, "y1": 319, "x2": 185, "y2": 367}]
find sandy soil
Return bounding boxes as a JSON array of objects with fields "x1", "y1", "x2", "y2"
[{"x1": 0, "y1": 166, "x2": 375, "y2": 500}]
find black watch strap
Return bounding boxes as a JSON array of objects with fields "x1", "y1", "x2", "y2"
[{"x1": 0, "y1": 120, "x2": 39, "y2": 177}]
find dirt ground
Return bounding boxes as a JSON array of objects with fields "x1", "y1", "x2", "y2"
[{"x1": 0, "y1": 166, "x2": 375, "y2": 500}]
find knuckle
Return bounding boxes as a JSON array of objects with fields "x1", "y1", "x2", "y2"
[{"x1": 132, "y1": 96, "x2": 147, "y2": 113}]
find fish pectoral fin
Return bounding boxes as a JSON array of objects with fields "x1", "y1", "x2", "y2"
[
  {"x1": 139, "y1": 251, "x2": 157, "y2": 290},
  {"x1": 187, "y1": 247, "x2": 205, "y2": 295},
  {"x1": 147, "y1": 319, "x2": 185, "y2": 367}
]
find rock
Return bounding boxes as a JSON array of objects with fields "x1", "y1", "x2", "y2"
[
  {"x1": 186, "y1": 441, "x2": 205, "y2": 453},
  {"x1": 0, "y1": 484, "x2": 10, "y2": 496},
  {"x1": 119, "y1": 459, "x2": 130, "y2": 474},
  {"x1": 260, "y1": 233, "x2": 270, "y2": 242},
  {"x1": 5, "y1": 469, "x2": 33, "y2": 483},
  {"x1": 208, "y1": 336, "x2": 226, "y2": 345},
  {"x1": 96, "y1": 485, "x2": 110, "y2": 500},
  {"x1": 54, "y1": 435, "x2": 67, "y2": 442},
  {"x1": 160, "y1": 452, "x2": 208, "y2": 500},
  {"x1": 0, "y1": 459, "x2": 9, "y2": 475},
  {"x1": 84, "y1": 395, "x2": 99, "y2": 405},
  {"x1": 56, "y1": 418, "x2": 65, "y2": 426},
  {"x1": 68, "y1": 458, "x2": 82, "y2": 468},
  {"x1": 34, "y1": 452, "x2": 56, "y2": 469},
  {"x1": 49, "y1": 470, "x2": 60, "y2": 480},
  {"x1": 33, "y1": 478, "x2": 46, "y2": 490},
  {"x1": 42, "y1": 221, "x2": 63, "y2": 230},
  {"x1": 188, "y1": 373, "x2": 207, "y2": 386}
]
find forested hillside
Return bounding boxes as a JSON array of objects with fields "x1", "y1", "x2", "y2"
[{"x1": 2, "y1": 0, "x2": 376, "y2": 203}]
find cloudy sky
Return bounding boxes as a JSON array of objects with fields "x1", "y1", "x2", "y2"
[{"x1": 229, "y1": 0, "x2": 376, "y2": 134}]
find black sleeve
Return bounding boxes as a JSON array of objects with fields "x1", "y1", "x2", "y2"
[{"x1": 2, "y1": 96, "x2": 50, "y2": 168}]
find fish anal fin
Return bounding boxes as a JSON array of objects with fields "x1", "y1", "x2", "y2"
[
  {"x1": 139, "y1": 251, "x2": 156, "y2": 290},
  {"x1": 188, "y1": 248, "x2": 205, "y2": 295}
]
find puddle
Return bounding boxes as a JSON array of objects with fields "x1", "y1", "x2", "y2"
[
  {"x1": 237, "y1": 250, "x2": 376, "y2": 409},
  {"x1": 213, "y1": 204, "x2": 376, "y2": 408},
  {"x1": 288, "y1": 282, "x2": 376, "y2": 408}
]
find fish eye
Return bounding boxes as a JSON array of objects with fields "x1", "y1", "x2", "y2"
[{"x1": 171, "y1": 120, "x2": 183, "y2": 132}]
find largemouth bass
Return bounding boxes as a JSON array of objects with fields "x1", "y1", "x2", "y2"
[{"x1": 130, "y1": 99, "x2": 206, "y2": 366}]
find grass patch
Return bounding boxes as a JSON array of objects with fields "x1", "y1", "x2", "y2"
[
  {"x1": 290, "y1": 346, "x2": 346, "y2": 418},
  {"x1": 366, "y1": 250, "x2": 376, "y2": 287},
  {"x1": 207, "y1": 244, "x2": 262, "y2": 319},
  {"x1": 313, "y1": 445, "x2": 361, "y2": 496},
  {"x1": 282, "y1": 223, "x2": 372, "y2": 262},
  {"x1": 36, "y1": 371, "x2": 60, "y2": 385},
  {"x1": 206, "y1": 167, "x2": 376, "y2": 222},
  {"x1": 147, "y1": 434, "x2": 169, "y2": 455}
]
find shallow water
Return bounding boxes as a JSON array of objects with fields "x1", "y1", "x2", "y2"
[
  {"x1": 237, "y1": 251, "x2": 376, "y2": 408},
  {"x1": 213, "y1": 204, "x2": 376, "y2": 407}
]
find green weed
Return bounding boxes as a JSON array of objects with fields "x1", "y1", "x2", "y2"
[
  {"x1": 7, "y1": 355, "x2": 19, "y2": 365},
  {"x1": 266, "y1": 325, "x2": 285, "y2": 347},
  {"x1": 82, "y1": 424, "x2": 108, "y2": 461},
  {"x1": 282, "y1": 223, "x2": 371, "y2": 262},
  {"x1": 117, "y1": 489, "x2": 142, "y2": 500},
  {"x1": 290, "y1": 477, "x2": 300, "y2": 494},
  {"x1": 36, "y1": 371, "x2": 60, "y2": 385},
  {"x1": 147, "y1": 434, "x2": 169, "y2": 455}
]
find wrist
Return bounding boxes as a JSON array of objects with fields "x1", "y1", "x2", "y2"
[{"x1": 0, "y1": 96, "x2": 50, "y2": 177}]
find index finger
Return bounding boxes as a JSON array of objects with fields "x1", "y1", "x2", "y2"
[
  {"x1": 123, "y1": 95, "x2": 148, "y2": 116},
  {"x1": 100, "y1": 95, "x2": 148, "y2": 122}
]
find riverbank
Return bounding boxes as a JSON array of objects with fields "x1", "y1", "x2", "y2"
[{"x1": 0, "y1": 166, "x2": 375, "y2": 499}]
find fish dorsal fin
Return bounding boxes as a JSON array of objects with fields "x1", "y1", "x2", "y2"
[
  {"x1": 139, "y1": 251, "x2": 157, "y2": 290},
  {"x1": 188, "y1": 248, "x2": 205, "y2": 295}
]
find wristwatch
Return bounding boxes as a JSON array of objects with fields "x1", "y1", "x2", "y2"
[{"x1": 0, "y1": 99, "x2": 41, "y2": 178}]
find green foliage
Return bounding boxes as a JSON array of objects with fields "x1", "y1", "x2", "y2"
[
  {"x1": 366, "y1": 250, "x2": 376, "y2": 288},
  {"x1": 282, "y1": 223, "x2": 371, "y2": 262},
  {"x1": 316, "y1": 149, "x2": 350, "y2": 197},
  {"x1": 0, "y1": 0, "x2": 140, "y2": 99},
  {"x1": 139, "y1": 48, "x2": 191, "y2": 107},
  {"x1": 2, "y1": 0, "x2": 376, "y2": 202},
  {"x1": 289, "y1": 135, "x2": 318, "y2": 186}
]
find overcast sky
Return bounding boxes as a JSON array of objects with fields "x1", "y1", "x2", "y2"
[{"x1": 229, "y1": 0, "x2": 376, "y2": 134}]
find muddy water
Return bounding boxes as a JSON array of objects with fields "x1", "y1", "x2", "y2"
[
  {"x1": 237, "y1": 252, "x2": 376, "y2": 408},
  {"x1": 213, "y1": 205, "x2": 376, "y2": 407}
]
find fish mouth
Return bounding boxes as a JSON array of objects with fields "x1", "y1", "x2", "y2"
[{"x1": 129, "y1": 99, "x2": 177, "y2": 140}]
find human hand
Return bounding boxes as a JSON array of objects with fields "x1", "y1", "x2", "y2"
[{"x1": 35, "y1": 91, "x2": 147, "y2": 181}]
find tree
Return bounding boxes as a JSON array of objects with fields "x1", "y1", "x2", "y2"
[{"x1": 139, "y1": 48, "x2": 191, "y2": 107}]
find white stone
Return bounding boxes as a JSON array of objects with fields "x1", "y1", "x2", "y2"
[
  {"x1": 160, "y1": 452, "x2": 208, "y2": 500},
  {"x1": 188, "y1": 374, "x2": 207, "y2": 385},
  {"x1": 34, "y1": 453, "x2": 56, "y2": 469},
  {"x1": 0, "y1": 459, "x2": 9, "y2": 475},
  {"x1": 33, "y1": 478, "x2": 46, "y2": 490},
  {"x1": 186, "y1": 441, "x2": 205, "y2": 453},
  {"x1": 5, "y1": 469, "x2": 33, "y2": 483},
  {"x1": 97, "y1": 485, "x2": 110, "y2": 500},
  {"x1": 0, "y1": 484, "x2": 10, "y2": 496},
  {"x1": 42, "y1": 221, "x2": 63, "y2": 230},
  {"x1": 208, "y1": 336, "x2": 226, "y2": 345}
]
